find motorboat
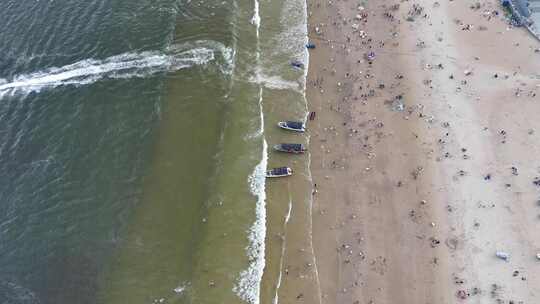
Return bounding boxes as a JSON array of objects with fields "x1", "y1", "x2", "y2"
[
  {"x1": 273, "y1": 143, "x2": 306, "y2": 154},
  {"x1": 278, "y1": 121, "x2": 305, "y2": 132},
  {"x1": 266, "y1": 167, "x2": 293, "y2": 178}
]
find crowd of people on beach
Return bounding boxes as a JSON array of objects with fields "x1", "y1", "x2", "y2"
[{"x1": 295, "y1": 0, "x2": 540, "y2": 303}]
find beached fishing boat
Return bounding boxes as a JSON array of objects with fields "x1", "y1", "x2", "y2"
[
  {"x1": 273, "y1": 143, "x2": 306, "y2": 154},
  {"x1": 266, "y1": 167, "x2": 293, "y2": 178},
  {"x1": 278, "y1": 121, "x2": 305, "y2": 132}
]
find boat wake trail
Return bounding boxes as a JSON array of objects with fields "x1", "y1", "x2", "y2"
[{"x1": 0, "y1": 40, "x2": 232, "y2": 97}]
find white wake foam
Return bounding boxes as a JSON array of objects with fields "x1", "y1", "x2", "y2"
[{"x1": 0, "y1": 41, "x2": 232, "y2": 97}]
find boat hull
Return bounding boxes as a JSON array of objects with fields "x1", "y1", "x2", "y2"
[
  {"x1": 277, "y1": 122, "x2": 305, "y2": 132},
  {"x1": 265, "y1": 173, "x2": 292, "y2": 178},
  {"x1": 273, "y1": 144, "x2": 306, "y2": 154},
  {"x1": 266, "y1": 167, "x2": 293, "y2": 178}
]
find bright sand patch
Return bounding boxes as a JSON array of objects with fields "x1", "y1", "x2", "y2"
[{"x1": 303, "y1": 0, "x2": 540, "y2": 303}]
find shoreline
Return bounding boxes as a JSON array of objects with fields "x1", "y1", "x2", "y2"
[{"x1": 299, "y1": 0, "x2": 540, "y2": 303}]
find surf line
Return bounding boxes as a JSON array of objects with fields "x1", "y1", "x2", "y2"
[{"x1": 233, "y1": 0, "x2": 268, "y2": 304}]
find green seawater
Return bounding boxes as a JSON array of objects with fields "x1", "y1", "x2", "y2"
[{"x1": 0, "y1": 0, "x2": 312, "y2": 303}]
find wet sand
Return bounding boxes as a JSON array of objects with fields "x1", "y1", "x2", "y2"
[{"x1": 303, "y1": 0, "x2": 540, "y2": 303}]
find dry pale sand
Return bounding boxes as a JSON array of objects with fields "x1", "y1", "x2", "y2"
[{"x1": 304, "y1": 0, "x2": 540, "y2": 303}]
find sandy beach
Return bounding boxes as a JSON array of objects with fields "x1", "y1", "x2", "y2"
[{"x1": 302, "y1": 0, "x2": 540, "y2": 303}]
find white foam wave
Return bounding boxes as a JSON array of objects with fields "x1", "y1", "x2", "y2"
[
  {"x1": 249, "y1": 74, "x2": 301, "y2": 92},
  {"x1": 251, "y1": 0, "x2": 261, "y2": 27},
  {"x1": 173, "y1": 282, "x2": 189, "y2": 294},
  {"x1": 235, "y1": 138, "x2": 267, "y2": 304},
  {"x1": 275, "y1": 23, "x2": 308, "y2": 62},
  {"x1": 284, "y1": 198, "x2": 292, "y2": 224},
  {"x1": 273, "y1": 197, "x2": 293, "y2": 304},
  {"x1": 234, "y1": 0, "x2": 266, "y2": 302},
  {"x1": 0, "y1": 41, "x2": 232, "y2": 96},
  {"x1": 234, "y1": 2, "x2": 267, "y2": 292}
]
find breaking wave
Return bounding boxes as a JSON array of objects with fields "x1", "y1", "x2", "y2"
[
  {"x1": 235, "y1": 139, "x2": 267, "y2": 304},
  {"x1": 0, "y1": 40, "x2": 232, "y2": 97},
  {"x1": 249, "y1": 74, "x2": 301, "y2": 92},
  {"x1": 233, "y1": 0, "x2": 267, "y2": 302}
]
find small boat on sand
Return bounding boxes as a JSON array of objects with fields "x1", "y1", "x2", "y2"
[
  {"x1": 278, "y1": 121, "x2": 305, "y2": 132},
  {"x1": 266, "y1": 167, "x2": 293, "y2": 178},
  {"x1": 273, "y1": 143, "x2": 306, "y2": 154}
]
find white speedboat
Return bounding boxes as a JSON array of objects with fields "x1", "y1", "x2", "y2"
[
  {"x1": 277, "y1": 121, "x2": 305, "y2": 132},
  {"x1": 266, "y1": 167, "x2": 293, "y2": 178}
]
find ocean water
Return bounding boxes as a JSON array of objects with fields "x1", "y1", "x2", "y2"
[
  {"x1": 528, "y1": 0, "x2": 540, "y2": 36},
  {"x1": 0, "y1": 0, "x2": 310, "y2": 303}
]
